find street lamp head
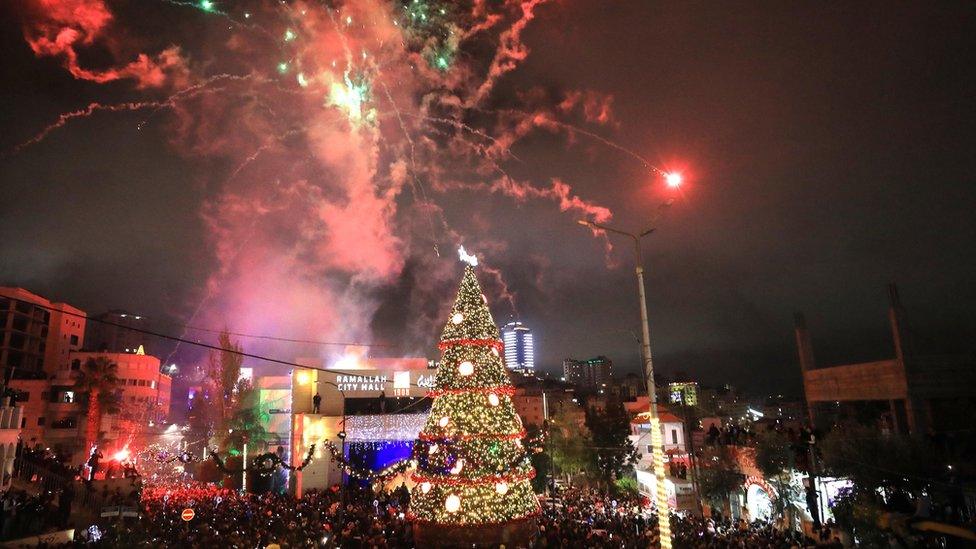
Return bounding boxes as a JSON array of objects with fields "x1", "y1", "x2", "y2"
[
  {"x1": 665, "y1": 172, "x2": 682, "y2": 188},
  {"x1": 577, "y1": 219, "x2": 595, "y2": 227}
]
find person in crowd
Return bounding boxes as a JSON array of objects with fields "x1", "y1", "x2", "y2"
[{"x1": 86, "y1": 447, "x2": 103, "y2": 482}]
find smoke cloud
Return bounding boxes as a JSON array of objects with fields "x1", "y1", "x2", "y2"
[
  {"x1": 15, "y1": 0, "x2": 619, "y2": 363},
  {"x1": 23, "y1": 0, "x2": 189, "y2": 88}
]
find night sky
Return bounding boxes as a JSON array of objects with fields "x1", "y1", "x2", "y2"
[{"x1": 1, "y1": 1, "x2": 974, "y2": 395}]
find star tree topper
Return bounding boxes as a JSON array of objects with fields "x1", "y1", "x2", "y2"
[{"x1": 457, "y1": 245, "x2": 478, "y2": 267}]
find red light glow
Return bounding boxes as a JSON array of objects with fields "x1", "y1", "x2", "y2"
[{"x1": 665, "y1": 172, "x2": 682, "y2": 188}]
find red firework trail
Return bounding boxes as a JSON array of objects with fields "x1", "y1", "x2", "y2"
[
  {"x1": 8, "y1": 101, "x2": 165, "y2": 155},
  {"x1": 377, "y1": 83, "x2": 442, "y2": 253},
  {"x1": 8, "y1": 74, "x2": 257, "y2": 156},
  {"x1": 404, "y1": 112, "x2": 517, "y2": 160},
  {"x1": 543, "y1": 117, "x2": 668, "y2": 176}
]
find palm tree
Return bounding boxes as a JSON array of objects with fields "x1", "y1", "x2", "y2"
[{"x1": 74, "y1": 356, "x2": 122, "y2": 455}]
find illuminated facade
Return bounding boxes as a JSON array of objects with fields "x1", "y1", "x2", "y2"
[
  {"x1": 668, "y1": 382, "x2": 699, "y2": 406},
  {"x1": 0, "y1": 399, "x2": 23, "y2": 491},
  {"x1": 0, "y1": 287, "x2": 86, "y2": 383},
  {"x1": 631, "y1": 404, "x2": 693, "y2": 517},
  {"x1": 501, "y1": 321, "x2": 534, "y2": 374},
  {"x1": 285, "y1": 355, "x2": 434, "y2": 496},
  {"x1": 9, "y1": 349, "x2": 172, "y2": 462}
]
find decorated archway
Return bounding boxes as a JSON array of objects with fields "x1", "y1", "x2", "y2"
[{"x1": 745, "y1": 476, "x2": 776, "y2": 521}]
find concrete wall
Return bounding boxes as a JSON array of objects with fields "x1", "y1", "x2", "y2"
[{"x1": 803, "y1": 359, "x2": 908, "y2": 402}]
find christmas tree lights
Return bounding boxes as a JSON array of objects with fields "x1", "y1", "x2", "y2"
[
  {"x1": 411, "y1": 265, "x2": 540, "y2": 542},
  {"x1": 650, "y1": 415, "x2": 673, "y2": 548}
]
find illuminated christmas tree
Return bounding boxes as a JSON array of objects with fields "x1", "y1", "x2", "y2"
[{"x1": 411, "y1": 261, "x2": 540, "y2": 545}]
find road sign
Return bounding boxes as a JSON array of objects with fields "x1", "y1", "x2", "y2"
[{"x1": 181, "y1": 508, "x2": 195, "y2": 521}]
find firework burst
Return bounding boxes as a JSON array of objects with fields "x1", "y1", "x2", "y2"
[{"x1": 11, "y1": 0, "x2": 648, "y2": 352}]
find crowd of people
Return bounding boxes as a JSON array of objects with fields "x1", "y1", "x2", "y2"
[
  {"x1": 15, "y1": 447, "x2": 81, "y2": 481},
  {"x1": 0, "y1": 485, "x2": 79, "y2": 541},
  {"x1": 534, "y1": 488, "x2": 835, "y2": 549},
  {"x1": 2, "y1": 445, "x2": 845, "y2": 548},
  {"x1": 535, "y1": 487, "x2": 659, "y2": 548},
  {"x1": 705, "y1": 423, "x2": 757, "y2": 447},
  {"x1": 671, "y1": 516, "x2": 836, "y2": 549},
  {"x1": 2, "y1": 481, "x2": 850, "y2": 548},
  {"x1": 72, "y1": 481, "x2": 415, "y2": 548}
]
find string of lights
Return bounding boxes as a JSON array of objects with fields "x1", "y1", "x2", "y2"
[
  {"x1": 321, "y1": 440, "x2": 415, "y2": 482},
  {"x1": 208, "y1": 444, "x2": 316, "y2": 476}
]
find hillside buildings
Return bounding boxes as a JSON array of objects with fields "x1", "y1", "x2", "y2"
[
  {"x1": 563, "y1": 355, "x2": 613, "y2": 389},
  {"x1": 0, "y1": 287, "x2": 173, "y2": 464},
  {"x1": 0, "y1": 287, "x2": 85, "y2": 385}
]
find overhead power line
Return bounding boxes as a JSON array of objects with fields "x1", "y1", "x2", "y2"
[
  {"x1": 153, "y1": 318, "x2": 392, "y2": 348},
  {"x1": 0, "y1": 294, "x2": 432, "y2": 389}
]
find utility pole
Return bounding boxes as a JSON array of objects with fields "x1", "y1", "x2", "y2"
[
  {"x1": 578, "y1": 191, "x2": 680, "y2": 549},
  {"x1": 679, "y1": 395, "x2": 704, "y2": 517},
  {"x1": 805, "y1": 430, "x2": 822, "y2": 530}
]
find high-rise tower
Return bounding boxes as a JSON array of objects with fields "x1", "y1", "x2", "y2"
[{"x1": 501, "y1": 321, "x2": 534, "y2": 374}]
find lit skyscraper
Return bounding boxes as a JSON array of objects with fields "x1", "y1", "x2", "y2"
[{"x1": 501, "y1": 321, "x2": 534, "y2": 374}]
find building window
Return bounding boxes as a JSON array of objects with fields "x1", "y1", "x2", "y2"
[
  {"x1": 671, "y1": 429, "x2": 678, "y2": 444},
  {"x1": 71, "y1": 359, "x2": 81, "y2": 371},
  {"x1": 70, "y1": 335, "x2": 79, "y2": 346},
  {"x1": 37, "y1": 417, "x2": 45, "y2": 426},
  {"x1": 646, "y1": 445, "x2": 653, "y2": 454},
  {"x1": 21, "y1": 418, "x2": 26, "y2": 429},
  {"x1": 9, "y1": 333, "x2": 25, "y2": 350},
  {"x1": 12, "y1": 316, "x2": 28, "y2": 331}
]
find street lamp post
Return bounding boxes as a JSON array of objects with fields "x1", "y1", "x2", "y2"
[{"x1": 578, "y1": 191, "x2": 678, "y2": 548}]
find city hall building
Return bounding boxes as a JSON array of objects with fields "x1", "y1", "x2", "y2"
[{"x1": 254, "y1": 353, "x2": 435, "y2": 495}]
